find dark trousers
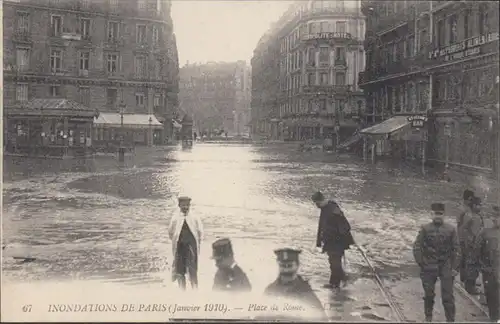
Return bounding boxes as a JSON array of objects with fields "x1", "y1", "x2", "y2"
[
  {"x1": 175, "y1": 241, "x2": 198, "y2": 289},
  {"x1": 327, "y1": 250, "x2": 346, "y2": 286},
  {"x1": 420, "y1": 266, "x2": 455, "y2": 322},
  {"x1": 483, "y1": 271, "x2": 499, "y2": 322}
]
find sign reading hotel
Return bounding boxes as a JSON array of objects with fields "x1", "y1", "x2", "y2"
[
  {"x1": 428, "y1": 32, "x2": 499, "y2": 62},
  {"x1": 305, "y1": 32, "x2": 353, "y2": 41},
  {"x1": 407, "y1": 115, "x2": 428, "y2": 128}
]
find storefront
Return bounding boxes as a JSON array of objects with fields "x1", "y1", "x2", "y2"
[
  {"x1": 93, "y1": 112, "x2": 163, "y2": 150},
  {"x1": 4, "y1": 98, "x2": 97, "y2": 158}
]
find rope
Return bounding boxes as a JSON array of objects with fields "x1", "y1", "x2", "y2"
[{"x1": 354, "y1": 244, "x2": 407, "y2": 322}]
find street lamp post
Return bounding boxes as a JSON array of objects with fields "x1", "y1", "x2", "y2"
[
  {"x1": 148, "y1": 116, "x2": 152, "y2": 147},
  {"x1": 444, "y1": 123, "x2": 451, "y2": 181},
  {"x1": 496, "y1": 75, "x2": 500, "y2": 205},
  {"x1": 118, "y1": 101, "x2": 126, "y2": 162}
]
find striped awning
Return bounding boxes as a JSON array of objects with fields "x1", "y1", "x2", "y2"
[{"x1": 94, "y1": 113, "x2": 163, "y2": 129}]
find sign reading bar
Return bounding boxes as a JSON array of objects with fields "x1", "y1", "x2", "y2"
[
  {"x1": 428, "y1": 32, "x2": 499, "y2": 61},
  {"x1": 407, "y1": 115, "x2": 428, "y2": 128}
]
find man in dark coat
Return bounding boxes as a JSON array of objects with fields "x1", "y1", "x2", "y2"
[
  {"x1": 264, "y1": 248, "x2": 327, "y2": 321},
  {"x1": 474, "y1": 206, "x2": 499, "y2": 322},
  {"x1": 312, "y1": 191, "x2": 355, "y2": 289},
  {"x1": 212, "y1": 238, "x2": 251, "y2": 293},
  {"x1": 413, "y1": 203, "x2": 461, "y2": 322}
]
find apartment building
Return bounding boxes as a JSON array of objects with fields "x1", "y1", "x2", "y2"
[
  {"x1": 3, "y1": 0, "x2": 180, "y2": 150},
  {"x1": 360, "y1": 0, "x2": 499, "y2": 171},
  {"x1": 251, "y1": 0, "x2": 366, "y2": 142},
  {"x1": 179, "y1": 61, "x2": 251, "y2": 136}
]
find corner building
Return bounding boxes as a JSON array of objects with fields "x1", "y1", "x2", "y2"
[
  {"x1": 251, "y1": 0, "x2": 366, "y2": 141},
  {"x1": 360, "y1": 0, "x2": 499, "y2": 172},
  {"x1": 3, "y1": 0, "x2": 180, "y2": 148}
]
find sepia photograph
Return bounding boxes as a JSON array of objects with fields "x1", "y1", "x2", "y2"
[{"x1": 1, "y1": 0, "x2": 499, "y2": 322}]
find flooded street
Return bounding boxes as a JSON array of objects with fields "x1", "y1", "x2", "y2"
[{"x1": 2, "y1": 144, "x2": 487, "y2": 321}]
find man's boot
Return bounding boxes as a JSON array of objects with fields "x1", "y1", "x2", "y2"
[{"x1": 424, "y1": 297, "x2": 434, "y2": 322}]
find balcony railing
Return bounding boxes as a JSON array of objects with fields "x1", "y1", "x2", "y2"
[
  {"x1": 302, "y1": 85, "x2": 350, "y2": 94},
  {"x1": 13, "y1": 30, "x2": 32, "y2": 43}
]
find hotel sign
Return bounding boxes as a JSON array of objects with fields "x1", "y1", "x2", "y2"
[
  {"x1": 304, "y1": 32, "x2": 353, "y2": 41},
  {"x1": 407, "y1": 115, "x2": 428, "y2": 128},
  {"x1": 428, "y1": 32, "x2": 499, "y2": 62}
]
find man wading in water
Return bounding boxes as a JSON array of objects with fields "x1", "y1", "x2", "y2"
[{"x1": 168, "y1": 196, "x2": 204, "y2": 290}]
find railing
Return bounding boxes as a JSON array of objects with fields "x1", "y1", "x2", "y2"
[
  {"x1": 13, "y1": 30, "x2": 32, "y2": 43},
  {"x1": 302, "y1": 85, "x2": 350, "y2": 94}
]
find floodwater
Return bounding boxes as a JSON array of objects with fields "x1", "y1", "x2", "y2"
[{"x1": 1, "y1": 144, "x2": 485, "y2": 322}]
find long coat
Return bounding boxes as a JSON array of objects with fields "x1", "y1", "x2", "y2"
[
  {"x1": 316, "y1": 200, "x2": 355, "y2": 253},
  {"x1": 168, "y1": 211, "x2": 204, "y2": 279},
  {"x1": 213, "y1": 264, "x2": 252, "y2": 293}
]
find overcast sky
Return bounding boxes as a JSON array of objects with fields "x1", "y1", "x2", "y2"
[{"x1": 171, "y1": 1, "x2": 292, "y2": 66}]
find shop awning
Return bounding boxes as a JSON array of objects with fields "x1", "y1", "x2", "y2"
[
  {"x1": 5, "y1": 98, "x2": 97, "y2": 118},
  {"x1": 94, "y1": 113, "x2": 163, "y2": 129},
  {"x1": 360, "y1": 116, "x2": 410, "y2": 135}
]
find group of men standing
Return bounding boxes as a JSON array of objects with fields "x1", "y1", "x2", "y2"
[{"x1": 413, "y1": 189, "x2": 499, "y2": 322}]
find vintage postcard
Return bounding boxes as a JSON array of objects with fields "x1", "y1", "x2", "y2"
[{"x1": 1, "y1": 0, "x2": 499, "y2": 322}]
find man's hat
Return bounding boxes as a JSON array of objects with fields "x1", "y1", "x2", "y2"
[
  {"x1": 431, "y1": 203, "x2": 445, "y2": 214},
  {"x1": 178, "y1": 196, "x2": 191, "y2": 203},
  {"x1": 212, "y1": 238, "x2": 233, "y2": 259},
  {"x1": 274, "y1": 248, "x2": 302, "y2": 263},
  {"x1": 463, "y1": 189, "x2": 475, "y2": 201}
]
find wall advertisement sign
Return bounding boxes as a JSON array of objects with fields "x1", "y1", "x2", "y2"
[{"x1": 428, "y1": 32, "x2": 499, "y2": 62}]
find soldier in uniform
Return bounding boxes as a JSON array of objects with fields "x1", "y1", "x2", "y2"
[
  {"x1": 211, "y1": 238, "x2": 252, "y2": 293},
  {"x1": 474, "y1": 206, "x2": 499, "y2": 322},
  {"x1": 264, "y1": 248, "x2": 327, "y2": 321},
  {"x1": 413, "y1": 203, "x2": 461, "y2": 322}
]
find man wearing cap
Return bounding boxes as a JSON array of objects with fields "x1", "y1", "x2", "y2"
[
  {"x1": 168, "y1": 196, "x2": 204, "y2": 290},
  {"x1": 457, "y1": 189, "x2": 475, "y2": 283},
  {"x1": 212, "y1": 238, "x2": 251, "y2": 293},
  {"x1": 311, "y1": 191, "x2": 355, "y2": 289},
  {"x1": 461, "y1": 196, "x2": 485, "y2": 295},
  {"x1": 264, "y1": 248, "x2": 327, "y2": 320},
  {"x1": 413, "y1": 203, "x2": 461, "y2": 322},
  {"x1": 474, "y1": 206, "x2": 499, "y2": 322}
]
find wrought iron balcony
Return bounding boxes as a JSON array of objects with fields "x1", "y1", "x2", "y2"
[
  {"x1": 302, "y1": 85, "x2": 350, "y2": 95},
  {"x1": 13, "y1": 30, "x2": 32, "y2": 44}
]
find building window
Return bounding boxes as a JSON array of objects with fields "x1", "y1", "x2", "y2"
[
  {"x1": 79, "y1": 51, "x2": 90, "y2": 71},
  {"x1": 319, "y1": 99, "x2": 327, "y2": 111},
  {"x1": 479, "y1": 5, "x2": 489, "y2": 35},
  {"x1": 336, "y1": 21, "x2": 346, "y2": 33},
  {"x1": 319, "y1": 47, "x2": 329, "y2": 63},
  {"x1": 107, "y1": 21, "x2": 119, "y2": 42},
  {"x1": 79, "y1": 87, "x2": 90, "y2": 107},
  {"x1": 50, "y1": 49, "x2": 62, "y2": 72},
  {"x1": 407, "y1": 35, "x2": 415, "y2": 57},
  {"x1": 80, "y1": 18, "x2": 91, "y2": 39},
  {"x1": 16, "y1": 84, "x2": 28, "y2": 102},
  {"x1": 154, "y1": 59, "x2": 162, "y2": 80},
  {"x1": 16, "y1": 11, "x2": 29, "y2": 33},
  {"x1": 419, "y1": 29, "x2": 427, "y2": 51},
  {"x1": 106, "y1": 53, "x2": 119, "y2": 73},
  {"x1": 308, "y1": 73, "x2": 315, "y2": 85},
  {"x1": 152, "y1": 25, "x2": 159, "y2": 45},
  {"x1": 16, "y1": 48, "x2": 30, "y2": 71},
  {"x1": 49, "y1": 85, "x2": 61, "y2": 97},
  {"x1": 136, "y1": 93, "x2": 145, "y2": 106},
  {"x1": 134, "y1": 55, "x2": 147, "y2": 78},
  {"x1": 154, "y1": 94, "x2": 161, "y2": 107},
  {"x1": 335, "y1": 47, "x2": 346, "y2": 63},
  {"x1": 320, "y1": 72, "x2": 329, "y2": 85},
  {"x1": 320, "y1": 22, "x2": 328, "y2": 33},
  {"x1": 308, "y1": 48, "x2": 315, "y2": 65},
  {"x1": 136, "y1": 25, "x2": 146, "y2": 44},
  {"x1": 335, "y1": 72, "x2": 345, "y2": 85},
  {"x1": 106, "y1": 88, "x2": 118, "y2": 107},
  {"x1": 51, "y1": 15, "x2": 62, "y2": 36},
  {"x1": 448, "y1": 15, "x2": 458, "y2": 44}
]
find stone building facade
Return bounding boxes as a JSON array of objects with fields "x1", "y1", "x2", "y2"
[
  {"x1": 3, "y1": 0, "x2": 180, "y2": 145},
  {"x1": 360, "y1": 0, "x2": 499, "y2": 171},
  {"x1": 251, "y1": 0, "x2": 366, "y2": 142},
  {"x1": 179, "y1": 61, "x2": 251, "y2": 137}
]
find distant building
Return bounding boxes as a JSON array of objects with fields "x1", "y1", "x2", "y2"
[
  {"x1": 251, "y1": 0, "x2": 366, "y2": 141},
  {"x1": 179, "y1": 61, "x2": 251, "y2": 136},
  {"x1": 3, "y1": 0, "x2": 180, "y2": 153},
  {"x1": 360, "y1": 1, "x2": 499, "y2": 170}
]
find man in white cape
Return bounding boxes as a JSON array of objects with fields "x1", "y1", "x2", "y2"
[{"x1": 168, "y1": 196, "x2": 204, "y2": 290}]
